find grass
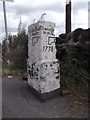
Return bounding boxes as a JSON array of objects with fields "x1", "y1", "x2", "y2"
[
  {"x1": 60, "y1": 62, "x2": 88, "y2": 103},
  {"x1": 2, "y1": 64, "x2": 26, "y2": 78}
]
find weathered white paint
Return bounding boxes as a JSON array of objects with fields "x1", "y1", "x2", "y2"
[{"x1": 28, "y1": 21, "x2": 60, "y2": 94}]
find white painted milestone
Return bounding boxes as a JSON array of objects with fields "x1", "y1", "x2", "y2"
[{"x1": 28, "y1": 21, "x2": 60, "y2": 96}]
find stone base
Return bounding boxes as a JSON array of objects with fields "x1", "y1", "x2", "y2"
[{"x1": 27, "y1": 84, "x2": 61, "y2": 102}]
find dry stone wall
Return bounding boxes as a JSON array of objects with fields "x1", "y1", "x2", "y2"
[{"x1": 56, "y1": 28, "x2": 90, "y2": 78}]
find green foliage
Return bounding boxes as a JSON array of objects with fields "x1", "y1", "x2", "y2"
[
  {"x1": 61, "y1": 62, "x2": 88, "y2": 88},
  {"x1": 2, "y1": 64, "x2": 23, "y2": 77},
  {"x1": 61, "y1": 78, "x2": 70, "y2": 87},
  {"x1": 60, "y1": 61, "x2": 88, "y2": 101},
  {"x1": 2, "y1": 18, "x2": 28, "y2": 73}
]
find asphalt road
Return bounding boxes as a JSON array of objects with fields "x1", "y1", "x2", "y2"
[
  {"x1": 2, "y1": 77, "x2": 88, "y2": 118},
  {"x1": 0, "y1": 78, "x2": 2, "y2": 120}
]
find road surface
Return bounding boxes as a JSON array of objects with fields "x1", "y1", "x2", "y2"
[
  {"x1": 2, "y1": 77, "x2": 88, "y2": 118},
  {"x1": 0, "y1": 78, "x2": 2, "y2": 120}
]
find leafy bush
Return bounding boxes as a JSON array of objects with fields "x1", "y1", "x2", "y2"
[
  {"x1": 2, "y1": 63, "x2": 24, "y2": 77},
  {"x1": 2, "y1": 19, "x2": 28, "y2": 74},
  {"x1": 60, "y1": 61, "x2": 88, "y2": 101}
]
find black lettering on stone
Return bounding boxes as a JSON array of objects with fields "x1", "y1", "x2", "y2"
[
  {"x1": 43, "y1": 31, "x2": 46, "y2": 34},
  {"x1": 43, "y1": 46, "x2": 54, "y2": 52},
  {"x1": 48, "y1": 46, "x2": 54, "y2": 52},
  {"x1": 32, "y1": 36, "x2": 39, "y2": 46},
  {"x1": 29, "y1": 25, "x2": 54, "y2": 33},
  {"x1": 47, "y1": 32, "x2": 51, "y2": 35},
  {"x1": 48, "y1": 37, "x2": 56, "y2": 45},
  {"x1": 51, "y1": 29, "x2": 54, "y2": 35},
  {"x1": 43, "y1": 46, "x2": 48, "y2": 51},
  {"x1": 56, "y1": 76, "x2": 59, "y2": 79},
  {"x1": 32, "y1": 31, "x2": 39, "y2": 36}
]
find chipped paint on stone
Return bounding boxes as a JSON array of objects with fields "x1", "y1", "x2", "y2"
[{"x1": 28, "y1": 21, "x2": 60, "y2": 94}]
